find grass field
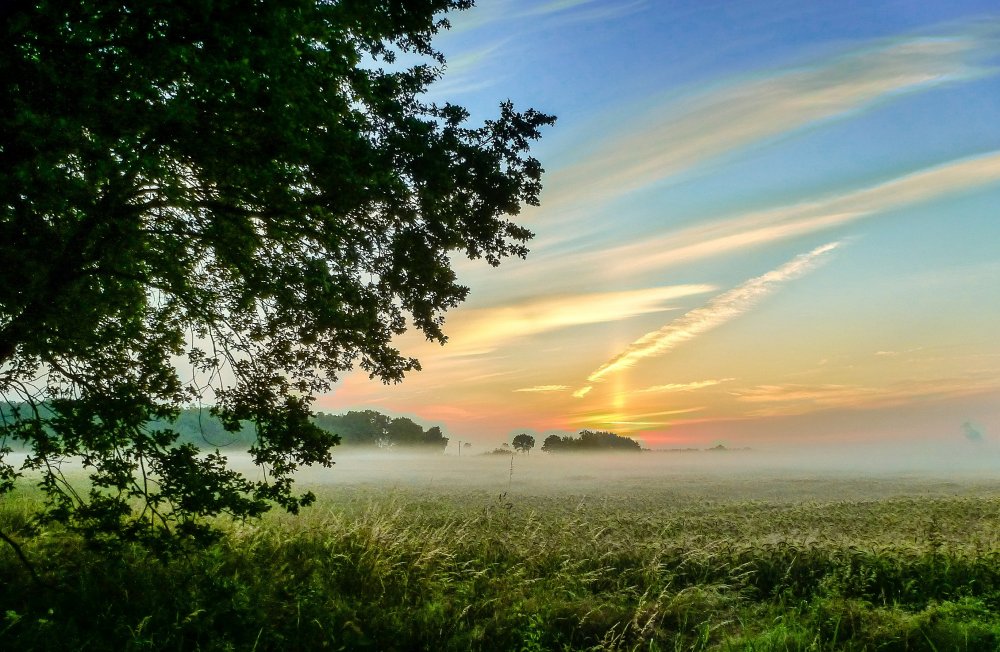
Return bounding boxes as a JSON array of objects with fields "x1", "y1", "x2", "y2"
[{"x1": 2, "y1": 452, "x2": 1000, "y2": 650}]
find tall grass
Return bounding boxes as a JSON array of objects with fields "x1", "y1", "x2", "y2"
[{"x1": 2, "y1": 487, "x2": 1000, "y2": 650}]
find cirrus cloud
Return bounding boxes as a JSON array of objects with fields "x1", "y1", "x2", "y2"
[{"x1": 586, "y1": 242, "x2": 840, "y2": 383}]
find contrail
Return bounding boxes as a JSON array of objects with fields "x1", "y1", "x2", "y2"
[{"x1": 586, "y1": 242, "x2": 840, "y2": 382}]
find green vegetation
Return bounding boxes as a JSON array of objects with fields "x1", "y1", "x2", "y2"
[
  {"x1": 513, "y1": 433, "x2": 537, "y2": 454},
  {"x1": 3, "y1": 477, "x2": 999, "y2": 650},
  {"x1": 311, "y1": 410, "x2": 449, "y2": 451},
  {"x1": 542, "y1": 430, "x2": 643, "y2": 453},
  {"x1": 3, "y1": 406, "x2": 449, "y2": 453},
  {"x1": 0, "y1": 0, "x2": 553, "y2": 548}
]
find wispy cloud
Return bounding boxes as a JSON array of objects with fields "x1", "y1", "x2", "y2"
[
  {"x1": 636, "y1": 378, "x2": 735, "y2": 393},
  {"x1": 572, "y1": 386, "x2": 593, "y2": 398},
  {"x1": 447, "y1": 0, "x2": 642, "y2": 34},
  {"x1": 572, "y1": 407, "x2": 706, "y2": 421},
  {"x1": 570, "y1": 407, "x2": 704, "y2": 432},
  {"x1": 518, "y1": 150, "x2": 1000, "y2": 286},
  {"x1": 429, "y1": 41, "x2": 509, "y2": 96},
  {"x1": 441, "y1": 284, "x2": 714, "y2": 354},
  {"x1": 522, "y1": 0, "x2": 605, "y2": 16},
  {"x1": 514, "y1": 385, "x2": 570, "y2": 393},
  {"x1": 524, "y1": 0, "x2": 647, "y2": 21},
  {"x1": 544, "y1": 33, "x2": 993, "y2": 208},
  {"x1": 875, "y1": 347, "x2": 924, "y2": 357},
  {"x1": 733, "y1": 373, "x2": 1000, "y2": 417},
  {"x1": 445, "y1": 41, "x2": 506, "y2": 75},
  {"x1": 586, "y1": 242, "x2": 840, "y2": 382},
  {"x1": 613, "y1": 149, "x2": 1000, "y2": 272}
]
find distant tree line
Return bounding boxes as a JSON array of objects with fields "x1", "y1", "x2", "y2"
[
  {"x1": 484, "y1": 444, "x2": 514, "y2": 456},
  {"x1": 167, "y1": 408, "x2": 449, "y2": 451},
  {"x1": 540, "y1": 430, "x2": 642, "y2": 453},
  {"x1": 2, "y1": 404, "x2": 447, "y2": 452},
  {"x1": 311, "y1": 410, "x2": 448, "y2": 451}
]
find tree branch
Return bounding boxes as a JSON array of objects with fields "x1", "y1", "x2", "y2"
[{"x1": 0, "y1": 528, "x2": 50, "y2": 589}]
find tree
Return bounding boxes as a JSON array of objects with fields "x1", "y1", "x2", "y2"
[
  {"x1": 577, "y1": 430, "x2": 642, "y2": 451},
  {"x1": 511, "y1": 433, "x2": 535, "y2": 454},
  {"x1": 310, "y1": 410, "x2": 447, "y2": 450},
  {"x1": 312, "y1": 410, "x2": 392, "y2": 447},
  {"x1": 386, "y1": 417, "x2": 425, "y2": 447},
  {"x1": 423, "y1": 426, "x2": 449, "y2": 451},
  {"x1": 311, "y1": 410, "x2": 447, "y2": 450},
  {"x1": 157, "y1": 407, "x2": 255, "y2": 449},
  {"x1": 540, "y1": 431, "x2": 641, "y2": 453},
  {"x1": 0, "y1": 0, "x2": 554, "y2": 551},
  {"x1": 541, "y1": 435, "x2": 563, "y2": 453}
]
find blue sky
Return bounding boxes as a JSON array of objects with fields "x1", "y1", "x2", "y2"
[{"x1": 325, "y1": 0, "x2": 1000, "y2": 453}]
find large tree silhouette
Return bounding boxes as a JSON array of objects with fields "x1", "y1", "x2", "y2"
[{"x1": 0, "y1": 0, "x2": 553, "y2": 550}]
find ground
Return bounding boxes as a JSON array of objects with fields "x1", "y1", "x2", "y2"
[{"x1": 2, "y1": 451, "x2": 999, "y2": 650}]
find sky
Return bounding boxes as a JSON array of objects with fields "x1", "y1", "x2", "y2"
[{"x1": 319, "y1": 0, "x2": 1000, "y2": 453}]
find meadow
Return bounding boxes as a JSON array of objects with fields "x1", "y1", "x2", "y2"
[{"x1": 2, "y1": 452, "x2": 1000, "y2": 651}]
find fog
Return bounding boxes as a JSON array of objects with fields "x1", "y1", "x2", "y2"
[
  {"x1": 7, "y1": 441, "x2": 999, "y2": 503},
  {"x1": 269, "y1": 443, "x2": 1000, "y2": 502}
]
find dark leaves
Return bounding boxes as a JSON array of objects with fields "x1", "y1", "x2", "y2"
[{"x1": 0, "y1": 0, "x2": 553, "y2": 552}]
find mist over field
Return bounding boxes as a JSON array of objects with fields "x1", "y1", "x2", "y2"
[
  {"x1": 9, "y1": 434, "x2": 998, "y2": 503},
  {"x1": 7, "y1": 437, "x2": 1000, "y2": 650},
  {"x1": 219, "y1": 443, "x2": 1000, "y2": 501}
]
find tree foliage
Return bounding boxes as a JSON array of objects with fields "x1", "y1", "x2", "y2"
[
  {"x1": 541, "y1": 431, "x2": 642, "y2": 453},
  {"x1": 511, "y1": 433, "x2": 535, "y2": 454},
  {"x1": 312, "y1": 409, "x2": 393, "y2": 448},
  {"x1": 0, "y1": 0, "x2": 553, "y2": 550},
  {"x1": 312, "y1": 410, "x2": 448, "y2": 450}
]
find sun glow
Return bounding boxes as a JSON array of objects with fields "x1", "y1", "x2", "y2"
[{"x1": 324, "y1": 8, "x2": 1000, "y2": 449}]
